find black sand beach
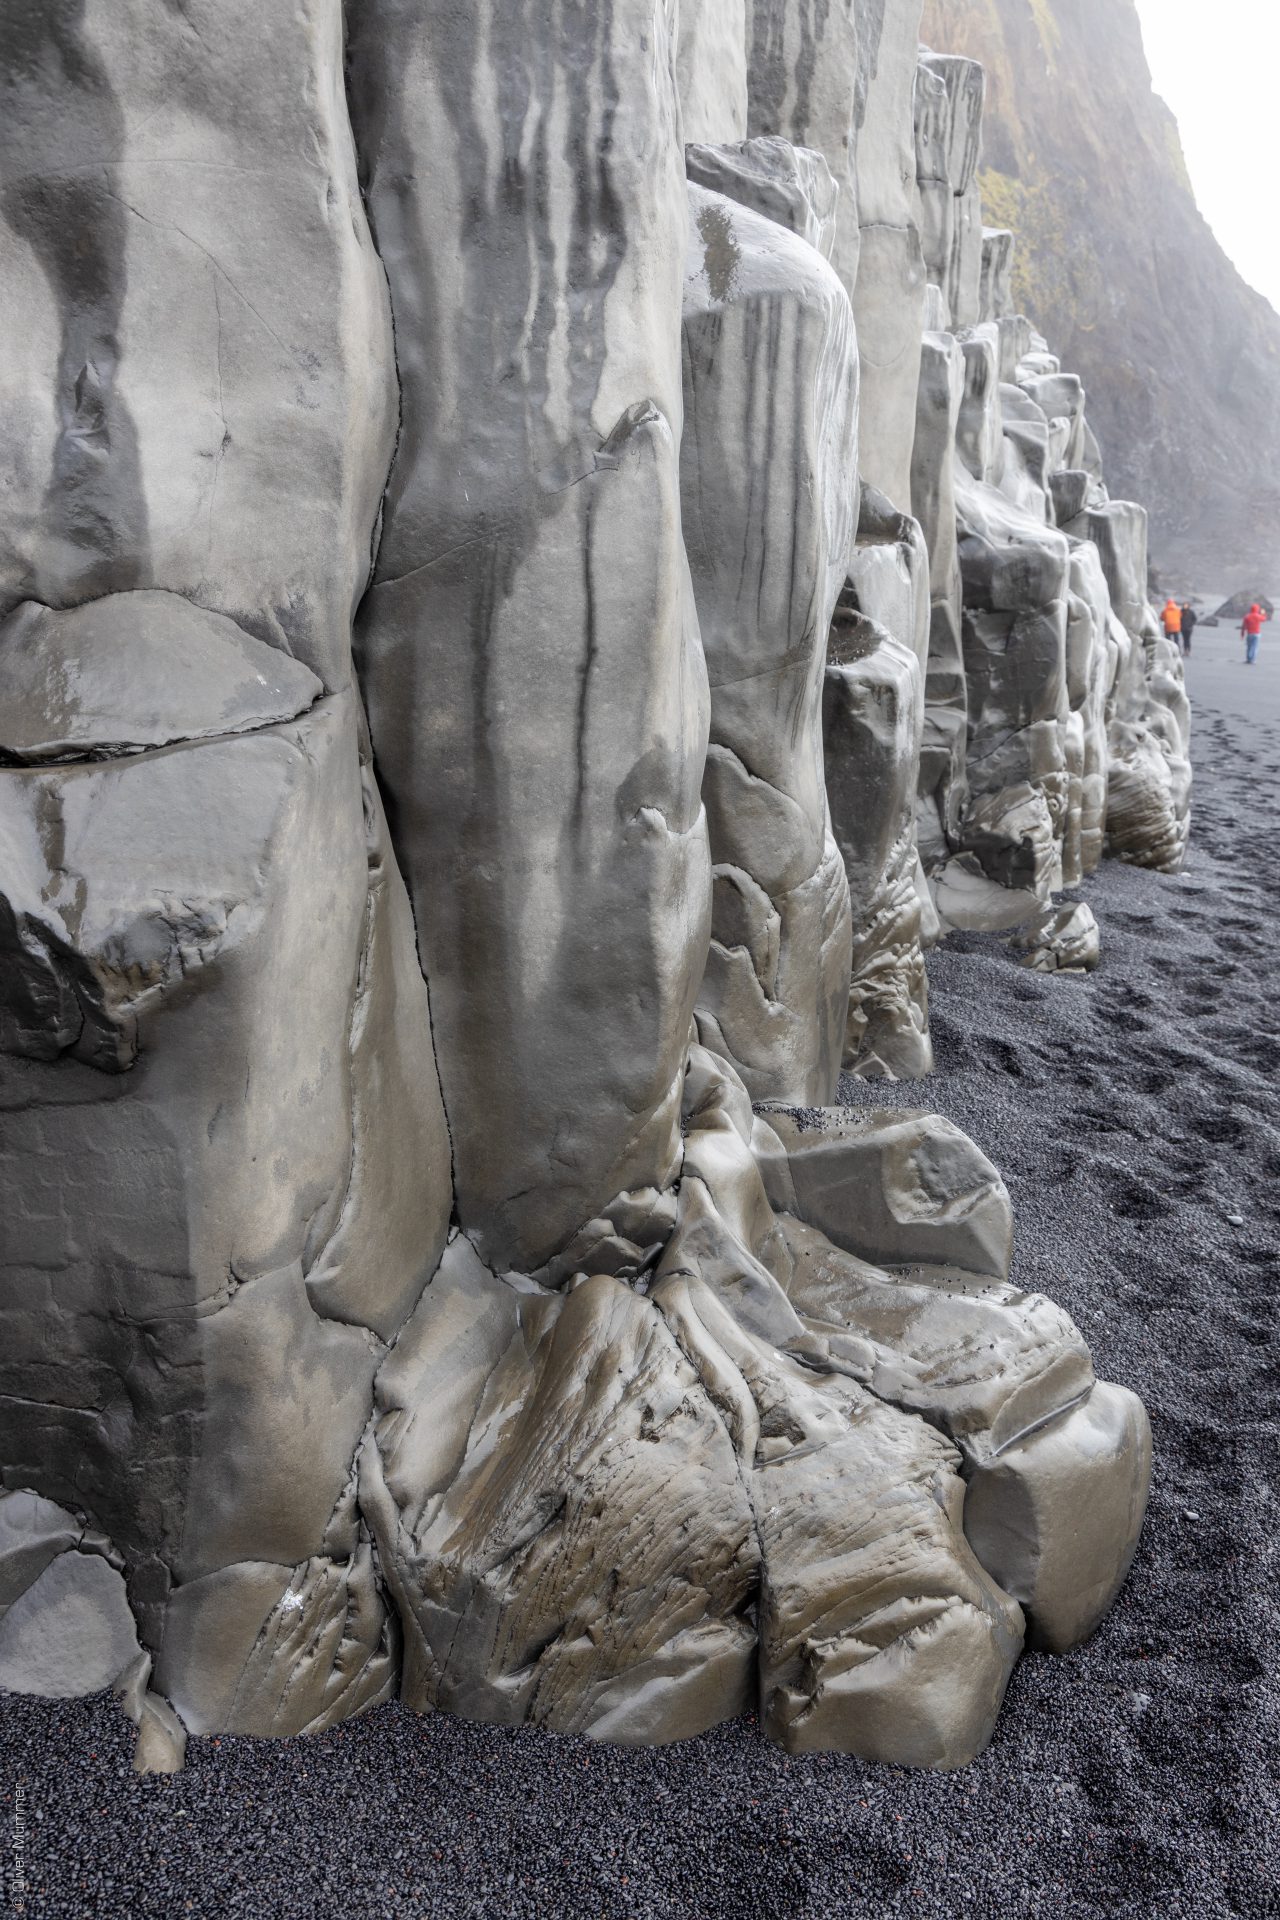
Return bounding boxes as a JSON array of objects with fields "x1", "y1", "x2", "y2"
[{"x1": 2, "y1": 644, "x2": 1277, "y2": 1920}]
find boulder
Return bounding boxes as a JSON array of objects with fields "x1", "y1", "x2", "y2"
[
  {"x1": 1011, "y1": 900, "x2": 1103, "y2": 974},
  {"x1": 684, "y1": 137, "x2": 838, "y2": 257}
]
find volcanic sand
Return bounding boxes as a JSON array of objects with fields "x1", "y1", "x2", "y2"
[{"x1": 2, "y1": 667, "x2": 1276, "y2": 1919}]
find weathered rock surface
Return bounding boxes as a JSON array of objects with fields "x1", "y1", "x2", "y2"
[
  {"x1": 0, "y1": 1492, "x2": 140, "y2": 1698},
  {"x1": 850, "y1": 0, "x2": 927, "y2": 512},
  {"x1": 363, "y1": 1236, "x2": 758, "y2": 1745},
  {"x1": 744, "y1": 1, "x2": 862, "y2": 303},
  {"x1": 679, "y1": 0, "x2": 749, "y2": 146},
  {"x1": 684, "y1": 137, "x2": 838, "y2": 259},
  {"x1": 0, "y1": 0, "x2": 1158, "y2": 1777},
  {"x1": 825, "y1": 608, "x2": 932, "y2": 1079},
  {"x1": 0, "y1": 0, "x2": 398, "y2": 691},
  {"x1": 682, "y1": 181, "x2": 856, "y2": 1102},
  {"x1": 756, "y1": 1103, "x2": 1151, "y2": 1655},
  {"x1": 347, "y1": 0, "x2": 708, "y2": 1278},
  {"x1": 904, "y1": 26, "x2": 1190, "y2": 945},
  {"x1": 921, "y1": 0, "x2": 1280, "y2": 589}
]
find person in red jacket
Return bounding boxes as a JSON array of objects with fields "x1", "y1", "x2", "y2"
[
  {"x1": 1242, "y1": 602, "x2": 1269, "y2": 664},
  {"x1": 1161, "y1": 598, "x2": 1183, "y2": 644}
]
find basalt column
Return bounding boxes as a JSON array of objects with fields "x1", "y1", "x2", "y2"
[
  {"x1": 0, "y1": 0, "x2": 451, "y2": 1757},
  {"x1": 682, "y1": 181, "x2": 857, "y2": 1103},
  {"x1": 346, "y1": 0, "x2": 712, "y2": 1279}
]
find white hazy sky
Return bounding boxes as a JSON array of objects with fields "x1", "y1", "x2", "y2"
[{"x1": 1135, "y1": 1, "x2": 1280, "y2": 314}]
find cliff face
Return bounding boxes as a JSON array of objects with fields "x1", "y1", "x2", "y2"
[{"x1": 921, "y1": 0, "x2": 1280, "y2": 590}]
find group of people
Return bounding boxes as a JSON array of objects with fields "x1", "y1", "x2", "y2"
[
  {"x1": 1160, "y1": 598, "x2": 1198, "y2": 656},
  {"x1": 1161, "y1": 597, "x2": 1271, "y2": 664}
]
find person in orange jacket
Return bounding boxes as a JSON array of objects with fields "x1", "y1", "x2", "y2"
[
  {"x1": 1161, "y1": 598, "x2": 1183, "y2": 643},
  {"x1": 1241, "y1": 601, "x2": 1269, "y2": 664}
]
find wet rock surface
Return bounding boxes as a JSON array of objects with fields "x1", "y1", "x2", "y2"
[
  {"x1": 2, "y1": 703, "x2": 1272, "y2": 1916},
  {"x1": 0, "y1": 0, "x2": 1182, "y2": 1788}
]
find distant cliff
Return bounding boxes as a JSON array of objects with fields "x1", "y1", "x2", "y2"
[{"x1": 920, "y1": 0, "x2": 1280, "y2": 591}]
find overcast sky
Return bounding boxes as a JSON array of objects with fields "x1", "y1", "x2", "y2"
[{"x1": 1135, "y1": 1, "x2": 1280, "y2": 314}]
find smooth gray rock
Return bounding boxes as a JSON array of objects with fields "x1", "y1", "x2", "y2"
[
  {"x1": 848, "y1": 485, "x2": 932, "y2": 683},
  {"x1": 1071, "y1": 502, "x2": 1191, "y2": 870},
  {"x1": 980, "y1": 228, "x2": 1015, "y2": 323},
  {"x1": 0, "y1": 595, "x2": 322, "y2": 763},
  {"x1": 362, "y1": 1237, "x2": 758, "y2": 1745},
  {"x1": 1011, "y1": 900, "x2": 1102, "y2": 974},
  {"x1": 1020, "y1": 372, "x2": 1087, "y2": 475},
  {"x1": 758, "y1": 1104, "x2": 1014, "y2": 1284},
  {"x1": 682, "y1": 183, "x2": 856, "y2": 1103},
  {"x1": 347, "y1": 0, "x2": 708, "y2": 1276},
  {"x1": 678, "y1": 0, "x2": 749, "y2": 144},
  {"x1": 851, "y1": 0, "x2": 927, "y2": 510},
  {"x1": 755, "y1": 1095, "x2": 1149, "y2": 1657},
  {"x1": 155, "y1": 1541, "x2": 397, "y2": 1739},
  {"x1": 931, "y1": 853, "x2": 1044, "y2": 935},
  {"x1": 745, "y1": 1, "x2": 862, "y2": 301},
  {"x1": 112, "y1": 1654, "x2": 191, "y2": 1773},
  {"x1": 0, "y1": 0, "x2": 397, "y2": 692},
  {"x1": 1, "y1": 682, "x2": 450, "y2": 1686},
  {"x1": 1066, "y1": 542, "x2": 1119, "y2": 880},
  {"x1": 913, "y1": 327, "x2": 969, "y2": 869},
  {"x1": 953, "y1": 476, "x2": 1071, "y2": 901},
  {"x1": 915, "y1": 51, "x2": 985, "y2": 329},
  {"x1": 0, "y1": 1490, "x2": 84, "y2": 1615},
  {"x1": 655, "y1": 1054, "x2": 1025, "y2": 1768},
  {"x1": 0, "y1": 0, "x2": 1161, "y2": 1776},
  {"x1": 0, "y1": 1546, "x2": 139, "y2": 1698},
  {"x1": 965, "y1": 1383, "x2": 1152, "y2": 1652},
  {"x1": 956, "y1": 326, "x2": 1005, "y2": 487},
  {"x1": 824, "y1": 610, "x2": 933, "y2": 1079},
  {"x1": 684, "y1": 137, "x2": 839, "y2": 258}
]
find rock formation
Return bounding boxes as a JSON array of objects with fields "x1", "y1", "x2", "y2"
[
  {"x1": 920, "y1": 0, "x2": 1280, "y2": 591},
  {"x1": 1, "y1": 1, "x2": 1162, "y2": 1774},
  {"x1": 904, "y1": 39, "x2": 1192, "y2": 935}
]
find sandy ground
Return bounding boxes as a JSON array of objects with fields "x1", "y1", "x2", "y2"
[
  {"x1": 1181, "y1": 611, "x2": 1280, "y2": 732},
  {"x1": 1, "y1": 671, "x2": 1277, "y2": 1920}
]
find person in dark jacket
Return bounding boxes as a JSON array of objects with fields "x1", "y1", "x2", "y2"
[{"x1": 1179, "y1": 602, "x2": 1197, "y2": 654}]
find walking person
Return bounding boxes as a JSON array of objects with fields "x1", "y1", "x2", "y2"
[
  {"x1": 1179, "y1": 601, "x2": 1197, "y2": 655},
  {"x1": 1241, "y1": 601, "x2": 1268, "y2": 664},
  {"x1": 1161, "y1": 597, "x2": 1182, "y2": 646}
]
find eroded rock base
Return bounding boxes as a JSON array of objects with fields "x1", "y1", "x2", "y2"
[{"x1": 1, "y1": 1044, "x2": 1148, "y2": 1775}]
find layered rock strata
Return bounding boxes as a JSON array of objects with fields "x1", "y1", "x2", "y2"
[{"x1": 1, "y1": 0, "x2": 1158, "y2": 1775}]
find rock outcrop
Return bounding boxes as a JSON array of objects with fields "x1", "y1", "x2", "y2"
[
  {"x1": 920, "y1": 0, "x2": 1280, "y2": 590},
  {"x1": 1, "y1": 0, "x2": 1159, "y2": 1775},
  {"x1": 903, "y1": 40, "x2": 1192, "y2": 932}
]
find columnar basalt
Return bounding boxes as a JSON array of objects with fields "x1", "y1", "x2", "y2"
[
  {"x1": 907, "y1": 41, "x2": 1192, "y2": 944},
  {"x1": 681, "y1": 176, "x2": 857, "y2": 1103},
  {"x1": 1, "y1": 1, "x2": 1161, "y2": 1774}
]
